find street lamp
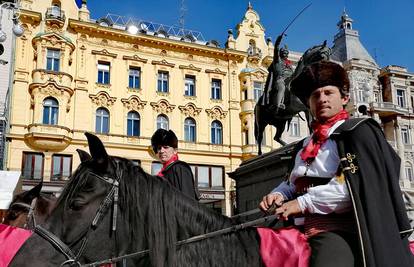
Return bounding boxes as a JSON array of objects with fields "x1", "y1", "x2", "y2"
[{"x1": 0, "y1": 0, "x2": 24, "y2": 48}]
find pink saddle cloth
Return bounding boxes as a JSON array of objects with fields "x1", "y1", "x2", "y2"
[
  {"x1": 257, "y1": 227, "x2": 311, "y2": 267},
  {"x1": 410, "y1": 241, "x2": 414, "y2": 254},
  {"x1": 0, "y1": 224, "x2": 33, "y2": 267}
]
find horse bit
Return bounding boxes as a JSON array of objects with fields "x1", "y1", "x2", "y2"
[{"x1": 33, "y1": 165, "x2": 122, "y2": 267}]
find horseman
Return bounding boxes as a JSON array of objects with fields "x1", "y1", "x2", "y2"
[
  {"x1": 262, "y1": 34, "x2": 293, "y2": 112},
  {"x1": 151, "y1": 129, "x2": 199, "y2": 200},
  {"x1": 260, "y1": 61, "x2": 414, "y2": 266}
]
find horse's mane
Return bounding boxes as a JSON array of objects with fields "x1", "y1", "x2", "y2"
[{"x1": 58, "y1": 156, "x2": 234, "y2": 267}]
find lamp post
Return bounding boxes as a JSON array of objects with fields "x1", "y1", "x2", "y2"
[{"x1": 0, "y1": 0, "x2": 24, "y2": 59}]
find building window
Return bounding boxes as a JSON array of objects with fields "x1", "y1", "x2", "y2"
[
  {"x1": 97, "y1": 62, "x2": 110, "y2": 84},
  {"x1": 401, "y1": 126, "x2": 410, "y2": 144},
  {"x1": 405, "y1": 165, "x2": 413, "y2": 182},
  {"x1": 290, "y1": 116, "x2": 300, "y2": 137},
  {"x1": 357, "y1": 90, "x2": 368, "y2": 102},
  {"x1": 22, "y1": 152, "x2": 44, "y2": 179},
  {"x1": 190, "y1": 164, "x2": 224, "y2": 188},
  {"x1": 184, "y1": 75, "x2": 196, "y2": 96},
  {"x1": 128, "y1": 67, "x2": 141, "y2": 89},
  {"x1": 184, "y1": 117, "x2": 196, "y2": 142},
  {"x1": 95, "y1": 108, "x2": 109, "y2": 134},
  {"x1": 396, "y1": 89, "x2": 406, "y2": 108},
  {"x1": 253, "y1": 81, "x2": 263, "y2": 102},
  {"x1": 151, "y1": 162, "x2": 162, "y2": 175},
  {"x1": 51, "y1": 154, "x2": 72, "y2": 180},
  {"x1": 42, "y1": 97, "x2": 59, "y2": 125},
  {"x1": 211, "y1": 120, "x2": 222, "y2": 144},
  {"x1": 157, "y1": 71, "x2": 169, "y2": 92},
  {"x1": 156, "y1": 114, "x2": 169, "y2": 130},
  {"x1": 127, "y1": 111, "x2": 140, "y2": 136},
  {"x1": 211, "y1": 79, "x2": 222, "y2": 99},
  {"x1": 46, "y1": 49, "x2": 60, "y2": 72}
]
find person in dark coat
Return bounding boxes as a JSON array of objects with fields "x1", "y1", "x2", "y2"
[
  {"x1": 151, "y1": 129, "x2": 199, "y2": 200},
  {"x1": 259, "y1": 61, "x2": 413, "y2": 266}
]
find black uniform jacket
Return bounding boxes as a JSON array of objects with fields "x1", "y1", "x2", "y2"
[
  {"x1": 329, "y1": 118, "x2": 414, "y2": 267},
  {"x1": 160, "y1": 160, "x2": 199, "y2": 200}
]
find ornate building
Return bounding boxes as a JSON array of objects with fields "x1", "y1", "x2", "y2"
[{"x1": 5, "y1": 1, "x2": 413, "y2": 217}]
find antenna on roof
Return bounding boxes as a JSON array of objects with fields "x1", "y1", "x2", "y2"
[{"x1": 179, "y1": 0, "x2": 187, "y2": 30}]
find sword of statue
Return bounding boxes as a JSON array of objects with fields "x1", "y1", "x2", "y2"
[{"x1": 280, "y1": 3, "x2": 312, "y2": 36}]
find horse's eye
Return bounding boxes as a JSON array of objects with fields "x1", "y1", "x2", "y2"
[{"x1": 69, "y1": 199, "x2": 85, "y2": 211}]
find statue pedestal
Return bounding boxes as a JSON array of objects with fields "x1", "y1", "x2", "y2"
[{"x1": 229, "y1": 141, "x2": 300, "y2": 218}]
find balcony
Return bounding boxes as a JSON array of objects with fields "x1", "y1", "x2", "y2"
[
  {"x1": 24, "y1": 124, "x2": 72, "y2": 152},
  {"x1": 370, "y1": 102, "x2": 410, "y2": 116},
  {"x1": 32, "y1": 69, "x2": 73, "y2": 90},
  {"x1": 45, "y1": 7, "x2": 66, "y2": 28}
]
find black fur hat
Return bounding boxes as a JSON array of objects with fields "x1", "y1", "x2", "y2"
[
  {"x1": 151, "y1": 129, "x2": 178, "y2": 152},
  {"x1": 290, "y1": 61, "x2": 350, "y2": 106}
]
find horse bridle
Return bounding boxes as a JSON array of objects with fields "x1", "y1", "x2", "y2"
[
  {"x1": 9, "y1": 197, "x2": 38, "y2": 229},
  {"x1": 33, "y1": 167, "x2": 121, "y2": 267}
]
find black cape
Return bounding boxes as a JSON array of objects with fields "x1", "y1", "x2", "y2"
[
  {"x1": 330, "y1": 118, "x2": 414, "y2": 267},
  {"x1": 160, "y1": 160, "x2": 199, "y2": 200}
]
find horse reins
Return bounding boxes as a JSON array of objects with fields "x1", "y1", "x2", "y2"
[
  {"x1": 33, "y1": 167, "x2": 122, "y2": 267},
  {"x1": 81, "y1": 204, "x2": 279, "y2": 267}
]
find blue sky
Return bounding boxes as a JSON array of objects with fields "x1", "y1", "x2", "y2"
[{"x1": 83, "y1": 0, "x2": 414, "y2": 72}]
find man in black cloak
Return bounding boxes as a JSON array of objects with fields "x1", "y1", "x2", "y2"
[
  {"x1": 151, "y1": 129, "x2": 199, "y2": 200},
  {"x1": 260, "y1": 61, "x2": 413, "y2": 266}
]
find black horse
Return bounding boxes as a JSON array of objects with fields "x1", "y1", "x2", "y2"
[
  {"x1": 10, "y1": 133, "x2": 263, "y2": 267},
  {"x1": 255, "y1": 41, "x2": 331, "y2": 154}
]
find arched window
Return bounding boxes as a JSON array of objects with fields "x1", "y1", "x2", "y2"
[
  {"x1": 95, "y1": 108, "x2": 109, "y2": 134},
  {"x1": 156, "y1": 114, "x2": 169, "y2": 130},
  {"x1": 211, "y1": 120, "x2": 223, "y2": 144},
  {"x1": 184, "y1": 117, "x2": 196, "y2": 142},
  {"x1": 127, "y1": 111, "x2": 140, "y2": 136},
  {"x1": 42, "y1": 97, "x2": 58, "y2": 125}
]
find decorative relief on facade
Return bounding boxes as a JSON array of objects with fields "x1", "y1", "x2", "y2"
[
  {"x1": 179, "y1": 64, "x2": 202, "y2": 72},
  {"x1": 122, "y1": 54, "x2": 148, "y2": 63},
  {"x1": 151, "y1": 59, "x2": 175, "y2": 68},
  {"x1": 150, "y1": 99, "x2": 176, "y2": 113},
  {"x1": 121, "y1": 96, "x2": 147, "y2": 111},
  {"x1": 91, "y1": 49, "x2": 117, "y2": 58},
  {"x1": 178, "y1": 103, "x2": 202, "y2": 117},
  {"x1": 206, "y1": 106, "x2": 228, "y2": 120},
  {"x1": 205, "y1": 68, "x2": 227, "y2": 76},
  {"x1": 89, "y1": 91, "x2": 117, "y2": 108},
  {"x1": 29, "y1": 80, "x2": 74, "y2": 112}
]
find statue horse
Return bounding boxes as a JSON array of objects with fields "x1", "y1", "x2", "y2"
[
  {"x1": 10, "y1": 133, "x2": 266, "y2": 267},
  {"x1": 255, "y1": 41, "x2": 331, "y2": 155},
  {"x1": 3, "y1": 182, "x2": 57, "y2": 229}
]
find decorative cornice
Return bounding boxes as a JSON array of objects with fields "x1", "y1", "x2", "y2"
[
  {"x1": 179, "y1": 64, "x2": 202, "y2": 72},
  {"x1": 89, "y1": 91, "x2": 117, "y2": 107},
  {"x1": 205, "y1": 68, "x2": 227, "y2": 75},
  {"x1": 178, "y1": 103, "x2": 202, "y2": 117},
  {"x1": 91, "y1": 49, "x2": 117, "y2": 58},
  {"x1": 151, "y1": 59, "x2": 175, "y2": 68},
  {"x1": 121, "y1": 95, "x2": 147, "y2": 111},
  {"x1": 122, "y1": 54, "x2": 148, "y2": 63},
  {"x1": 206, "y1": 106, "x2": 228, "y2": 120},
  {"x1": 150, "y1": 99, "x2": 176, "y2": 113}
]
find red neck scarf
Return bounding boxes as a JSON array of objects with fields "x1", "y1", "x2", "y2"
[
  {"x1": 300, "y1": 110, "x2": 349, "y2": 163},
  {"x1": 157, "y1": 154, "x2": 179, "y2": 177}
]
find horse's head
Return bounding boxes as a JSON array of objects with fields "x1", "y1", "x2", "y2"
[
  {"x1": 301, "y1": 40, "x2": 331, "y2": 66},
  {"x1": 10, "y1": 133, "x2": 148, "y2": 266},
  {"x1": 4, "y1": 182, "x2": 43, "y2": 227}
]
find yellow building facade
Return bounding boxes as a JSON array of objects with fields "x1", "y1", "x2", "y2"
[{"x1": 7, "y1": 1, "x2": 294, "y2": 215}]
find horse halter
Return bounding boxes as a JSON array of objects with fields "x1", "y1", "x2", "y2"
[
  {"x1": 33, "y1": 166, "x2": 122, "y2": 267},
  {"x1": 9, "y1": 197, "x2": 38, "y2": 229}
]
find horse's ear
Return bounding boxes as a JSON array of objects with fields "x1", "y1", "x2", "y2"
[
  {"x1": 76, "y1": 149, "x2": 92, "y2": 163},
  {"x1": 85, "y1": 132, "x2": 108, "y2": 165},
  {"x1": 322, "y1": 40, "x2": 327, "y2": 46},
  {"x1": 23, "y1": 182, "x2": 43, "y2": 201}
]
